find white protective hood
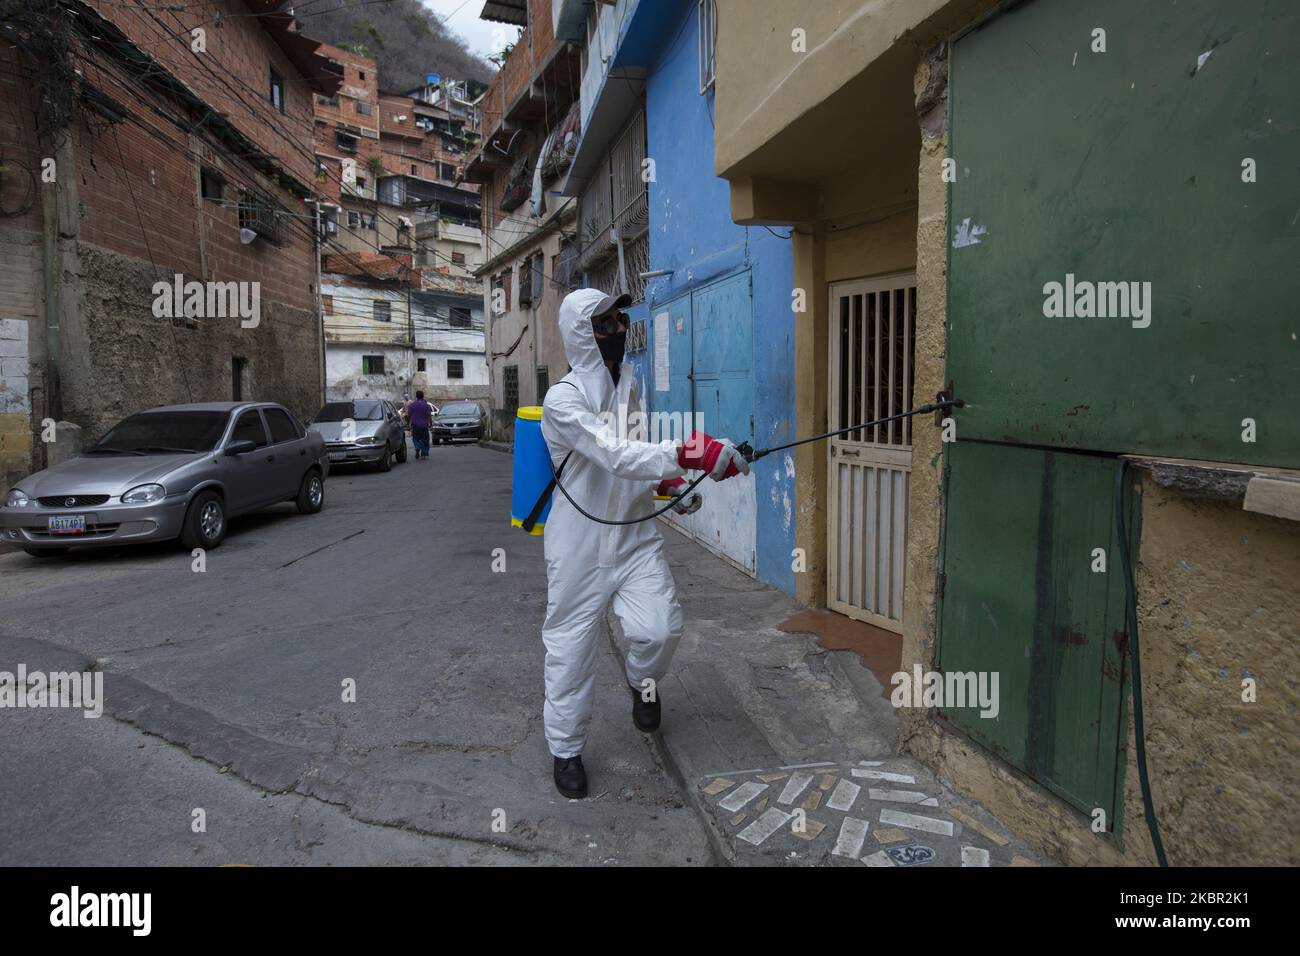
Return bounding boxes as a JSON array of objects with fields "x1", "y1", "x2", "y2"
[{"x1": 557, "y1": 287, "x2": 610, "y2": 376}]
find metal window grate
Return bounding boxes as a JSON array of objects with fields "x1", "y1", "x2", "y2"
[
  {"x1": 503, "y1": 364, "x2": 518, "y2": 414},
  {"x1": 577, "y1": 110, "x2": 648, "y2": 274},
  {"x1": 698, "y1": 0, "x2": 717, "y2": 94},
  {"x1": 610, "y1": 109, "x2": 649, "y2": 241},
  {"x1": 238, "y1": 193, "x2": 287, "y2": 245},
  {"x1": 519, "y1": 256, "x2": 534, "y2": 307},
  {"x1": 578, "y1": 153, "x2": 613, "y2": 271},
  {"x1": 835, "y1": 283, "x2": 916, "y2": 446},
  {"x1": 627, "y1": 317, "x2": 647, "y2": 352}
]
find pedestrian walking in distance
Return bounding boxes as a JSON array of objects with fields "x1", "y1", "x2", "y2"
[{"x1": 408, "y1": 390, "x2": 433, "y2": 460}]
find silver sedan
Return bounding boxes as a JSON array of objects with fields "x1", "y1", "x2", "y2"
[
  {"x1": 307, "y1": 399, "x2": 407, "y2": 471},
  {"x1": 0, "y1": 402, "x2": 329, "y2": 556}
]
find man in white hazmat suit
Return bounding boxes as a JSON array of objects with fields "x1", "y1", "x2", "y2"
[{"x1": 541, "y1": 288, "x2": 750, "y2": 799}]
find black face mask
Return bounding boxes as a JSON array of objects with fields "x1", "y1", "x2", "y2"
[{"x1": 596, "y1": 331, "x2": 626, "y2": 364}]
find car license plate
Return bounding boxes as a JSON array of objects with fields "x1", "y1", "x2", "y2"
[
  {"x1": 48, "y1": 514, "x2": 86, "y2": 534},
  {"x1": 329, "y1": 451, "x2": 347, "y2": 461}
]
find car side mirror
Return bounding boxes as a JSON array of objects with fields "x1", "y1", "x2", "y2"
[{"x1": 225, "y1": 439, "x2": 257, "y2": 456}]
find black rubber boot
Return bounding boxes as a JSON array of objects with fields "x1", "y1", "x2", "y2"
[
  {"x1": 553, "y1": 755, "x2": 587, "y2": 799},
  {"x1": 630, "y1": 683, "x2": 662, "y2": 733}
]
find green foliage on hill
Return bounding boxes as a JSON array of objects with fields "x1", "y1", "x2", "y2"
[{"x1": 296, "y1": 0, "x2": 495, "y2": 92}]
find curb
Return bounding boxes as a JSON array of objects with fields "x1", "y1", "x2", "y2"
[{"x1": 602, "y1": 611, "x2": 736, "y2": 867}]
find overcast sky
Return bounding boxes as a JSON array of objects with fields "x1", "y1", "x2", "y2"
[{"x1": 421, "y1": 0, "x2": 521, "y2": 61}]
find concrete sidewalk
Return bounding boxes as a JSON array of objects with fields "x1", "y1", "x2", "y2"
[{"x1": 607, "y1": 520, "x2": 1046, "y2": 868}]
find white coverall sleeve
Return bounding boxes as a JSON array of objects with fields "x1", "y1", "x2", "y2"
[{"x1": 543, "y1": 386, "x2": 685, "y2": 482}]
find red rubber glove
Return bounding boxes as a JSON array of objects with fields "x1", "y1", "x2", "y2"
[
  {"x1": 656, "y1": 477, "x2": 701, "y2": 515},
  {"x1": 656, "y1": 477, "x2": 687, "y2": 497},
  {"x1": 677, "y1": 431, "x2": 750, "y2": 481}
]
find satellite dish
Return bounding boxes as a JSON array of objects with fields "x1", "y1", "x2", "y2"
[{"x1": 239, "y1": 228, "x2": 257, "y2": 245}]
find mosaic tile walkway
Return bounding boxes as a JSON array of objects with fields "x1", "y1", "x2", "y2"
[{"x1": 696, "y1": 757, "x2": 1045, "y2": 866}]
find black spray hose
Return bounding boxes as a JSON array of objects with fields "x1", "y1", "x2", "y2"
[
  {"x1": 736, "y1": 398, "x2": 965, "y2": 462},
  {"x1": 549, "y1": 457, "x2": 711, "y2": 526},
  {"x1": 1115, "y1": 458, "x2": 1168, "y2": 867},
  {"x1": 549, "y1": 398, "x2": 964, "y2": 527}
]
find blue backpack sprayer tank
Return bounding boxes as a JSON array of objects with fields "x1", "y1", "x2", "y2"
[
  {"x1": 510, "y1": 407, "x2": 553, "y2": 534},
  {"x1": 510, "y1": 404, "x2": 705, "y2": 533}
]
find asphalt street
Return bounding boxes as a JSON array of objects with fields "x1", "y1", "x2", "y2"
[{"x1": 0, "y1": 441, "x2": 713, "y2": 865}]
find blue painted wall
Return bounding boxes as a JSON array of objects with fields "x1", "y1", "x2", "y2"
[{"x1": 615, "y1": 2, "x2": 797, "y2": 594}]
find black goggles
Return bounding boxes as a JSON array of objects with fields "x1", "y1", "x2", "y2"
[{"x1": 592, "y1": 311, "x2": 629, "y2": 335}]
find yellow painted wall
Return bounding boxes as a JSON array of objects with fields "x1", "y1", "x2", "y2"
[{"x1": 713, "y1": 0, "x2": 950, "y2": 179}]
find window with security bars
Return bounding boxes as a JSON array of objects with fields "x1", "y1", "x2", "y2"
[
  {"x1": 519, "y1": 255, "x2": 534, "y2": 307},
  {"x1": 238, "y1": 192, "x2": 287, "y2": 245},
  {"x1": 503, "y1": 364, "x2": 519, "y2": 414},
  {"x1": 536, "y1": 366, "x2": 549, "y2": 400},
  {"x1": 584, "y1": 232, "x2": 648, "y2": 305},
  {"x1": 835, "y1": 284, "x2": 918, "y2": 446},
  {"x1": 626, "y1": 318, "x2": 647, "y2": 353},
  {"x1": 577, "y1": 109, "x2": 648, "y2": 303},
  {"x1": 698, "y1": 0, "x2": 717, "y2": 93}
]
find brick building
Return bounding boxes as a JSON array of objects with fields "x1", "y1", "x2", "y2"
[
  {"x1": 462, "y1": 0, "x2": 583, "y2": 440},
  {"x1": 0, "y1": 0, "x2": 341, "y2": 490},
  {"x1": 309, "y1": 51, "x2": 487, "y2": 407},
  {"x1": 310, "y1": 42, "x2": 382, "y2": 250}
]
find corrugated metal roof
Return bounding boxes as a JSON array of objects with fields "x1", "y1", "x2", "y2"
[{"x1": 480, "y1": 0, "x2": 528, "y2": 26}]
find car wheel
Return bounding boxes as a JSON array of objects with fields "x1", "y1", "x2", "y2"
[
  {"x1": 376, "y1": 445, "x2": 392, "y2": 472},
  {"x1": 180, "y1": 490, "x2": 226, "y2": 550},
  {"x1": 22, "y1": 547, "x2": 69, "y2": 558},
  {"x1": 296, "y1": 470, "x2": 324, "y2": 514},
  {"x1": 396, "y1": 438, "x2": 407, "y2": 463}
]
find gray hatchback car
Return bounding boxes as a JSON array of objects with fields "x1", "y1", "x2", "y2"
[{"x1": 0, "y1": 402, "x2": 329, "y2": 556}]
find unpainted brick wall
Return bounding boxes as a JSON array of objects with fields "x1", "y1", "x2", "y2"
[
  {"x1": 0, "y1": 10, "x2": 324, "y2": 456},
  {"x1": 83, "y1": 0, "x2": 318, "y2": 187}
]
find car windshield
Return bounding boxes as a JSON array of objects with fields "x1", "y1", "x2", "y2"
[
  {"x1": 440, "y1": 403, "x2": 479, "y2": 417},
  {"x1": 315, "y1": 401, "x2": 383, "y2": 422},
  {"x1": 89, "y1": 411, "x2": 229, "y2": 454}
]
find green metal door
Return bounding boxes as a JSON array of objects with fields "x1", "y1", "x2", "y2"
[
  {"x1": 946, "y1": 0, "x2": 1300, "y2": 467},
  {"x1": 937, "y1": 441, "x2": 1136, "y2": 826}
]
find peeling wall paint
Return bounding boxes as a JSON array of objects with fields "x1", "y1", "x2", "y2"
[{"x1": 951, "y1": 217, "x2": 988, "y2": 247}]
